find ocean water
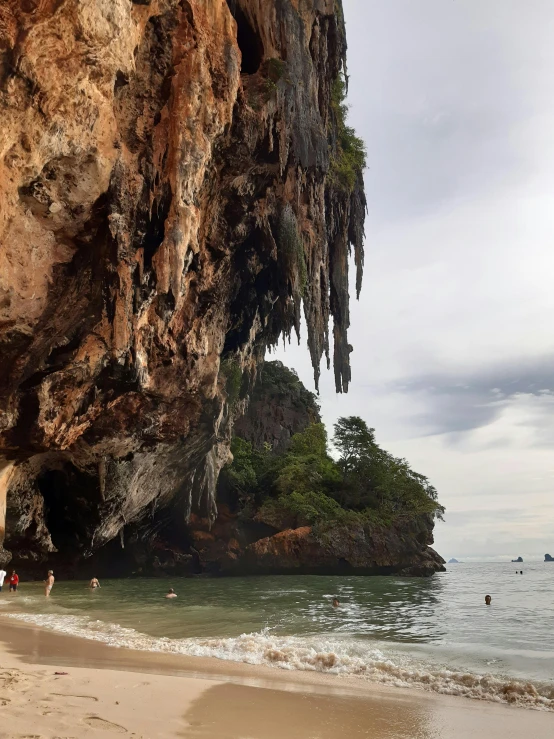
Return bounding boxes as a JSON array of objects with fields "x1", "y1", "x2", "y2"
[{"x1": 2, "y1": 562, "x2": 553, "y2": 710}]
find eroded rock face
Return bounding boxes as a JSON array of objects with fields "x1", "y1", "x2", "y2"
[
  {"x1": 233, "y1": 360, "x2": 320, "y2": 453},
  {"x1": 239, "y1": 518, "x2": 446, "y2": 577},
  {"x1": 190, "y1": 515, "x2": 446, "y2": 578},
  {"x1": 0, "y1": 0, "x2": 365, "y2": 567}
]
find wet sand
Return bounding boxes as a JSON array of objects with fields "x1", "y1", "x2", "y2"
[{"x1": 0, "y1": 618, "x2": 552, "y2": 738}]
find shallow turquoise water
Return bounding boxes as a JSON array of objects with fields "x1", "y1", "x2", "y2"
[{"x1": 2, "y1": 562, "x2": 553, "y2": 709}]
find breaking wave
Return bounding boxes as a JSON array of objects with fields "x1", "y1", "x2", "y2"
[{"x1": 6, "y1": 612, "x2": 554, "y2": 711}]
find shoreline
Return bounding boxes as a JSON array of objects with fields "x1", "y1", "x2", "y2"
[
  {"x1": 0, "y1": 618, "x2": 552, "y2": 737},
  {"x1": 3, "y1": 602, "x2": 554, "y2": 712}
]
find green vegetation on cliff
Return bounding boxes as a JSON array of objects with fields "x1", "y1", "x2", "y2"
[
  {"x1": 222, "y1": 416, "x2": 444, "y2": 530},
  {"x1": 329, "y1": 74, "x2": 367, "y2": 193}
]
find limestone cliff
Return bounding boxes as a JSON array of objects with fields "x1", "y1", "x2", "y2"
[
  {"x1": 0, "y1": 0, "x2": 365, "y2": 569},
  {"x1": 234, "y1": 519, "x2": 446, "y2": 577},
  {"x1": 233, "y1": 360, "x2": 320, "y2": 453}
]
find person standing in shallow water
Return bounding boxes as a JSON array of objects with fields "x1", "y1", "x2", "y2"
[
  {"x1": 9, "y1": 570, "x2": 19, "y2": 593},
  {"x1": 89, "y1": 577, "x2": 100, "y2": 589},
  {"x1": 44, "y1": 570, "x2": 55, "y2": 597},
  {"x1": 165, "y1": 588, "x2": 177, "y2": 599},
  {"x1": 485, "y1": 595, "x2": 492, "y2": 605}
]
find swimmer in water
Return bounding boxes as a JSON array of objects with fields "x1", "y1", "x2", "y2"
[
  {"x1": 332, "y1": 597, "x2": 340, "y2": 608},
  {"x1": 89, "y1": 577, "x2": 100, "y2": 589},
  {"x1": 44, "y1": 570, "x2": 55, "y2": 597},
  {"x1": 485, "y1": 594, "x2": 492, "y2": 605},
  {"x1": 165, "y1": 588, "x2": 177, "y2": 599}
]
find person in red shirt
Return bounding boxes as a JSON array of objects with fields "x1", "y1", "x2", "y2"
[{"x1": 9, "y1": 570, "x2": 19, "y2": 593}]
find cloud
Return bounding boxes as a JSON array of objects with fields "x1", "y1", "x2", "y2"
[
  {"x1": 344, "y1": 0, "x2": 538, "y2": 225},
  {"x1": 391, "y1": 355, "x2": 554, "y2": 440}
]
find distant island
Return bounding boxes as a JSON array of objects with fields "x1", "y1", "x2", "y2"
[
  {"x1": 545, "y1": 554, "x2": 554, "y2": 562},
  {"x1": 448, "y1": 558, "x2": 460, "y2": 564},
  {"x1": 511, "y1": 557, "x2": 523, "y2": 562}
]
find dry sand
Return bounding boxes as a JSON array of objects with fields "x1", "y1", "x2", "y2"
[{"x1": 0, "y1": 618, "x2": 552, "y2": 738}]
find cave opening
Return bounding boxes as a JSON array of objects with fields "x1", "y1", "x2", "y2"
[
  {"x1": 88, "y1": 505, "x2": 204, "y2": 577},
  {"x1": 37, "y1": 466, "x2": 102, "y2": 557},
  {"x1": 228, "y1": 2, "x2": 264, "y2": 74}
]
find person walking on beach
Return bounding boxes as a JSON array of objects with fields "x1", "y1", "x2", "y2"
[
  {"x1": 9, "y1": 570, "x2": 19, "y2": 593},
  {"x1": 0, "y1": 567, "x2": 6, "y2": 593},
  {"x1": 44, "y1": 570, "x2": 55, "y2": 597},
  {"x1": 89, "y1": 577, "x2": 100, "y2": 589}
]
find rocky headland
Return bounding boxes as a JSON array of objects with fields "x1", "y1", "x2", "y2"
[{"x1": 187, "y1": 361, "x2": 445, "y2": 577}]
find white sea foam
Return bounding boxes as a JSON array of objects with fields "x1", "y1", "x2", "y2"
[{"x1": 6, "y1": 612, "x2": 554, "y2": 711}]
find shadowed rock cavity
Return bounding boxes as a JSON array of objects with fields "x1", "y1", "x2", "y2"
[
  {"x1": 227, "y1": 1, "x2": 264, "y2": 74},
  {"x1": 0, "y1": 0, "x2": 365, "y2": 572}
]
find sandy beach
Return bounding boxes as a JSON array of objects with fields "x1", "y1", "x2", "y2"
[{"x1": 0, "y1": 618, "x2": 551, "y2": 738}]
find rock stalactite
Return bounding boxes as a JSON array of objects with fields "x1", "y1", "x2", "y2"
[{"x1": 0, "y1": 0, "x2": 365, "y2": 568}]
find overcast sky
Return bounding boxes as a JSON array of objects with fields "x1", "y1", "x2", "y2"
[{"x1": 274, "y1": 0, "x2": 554, "y2": 560}]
